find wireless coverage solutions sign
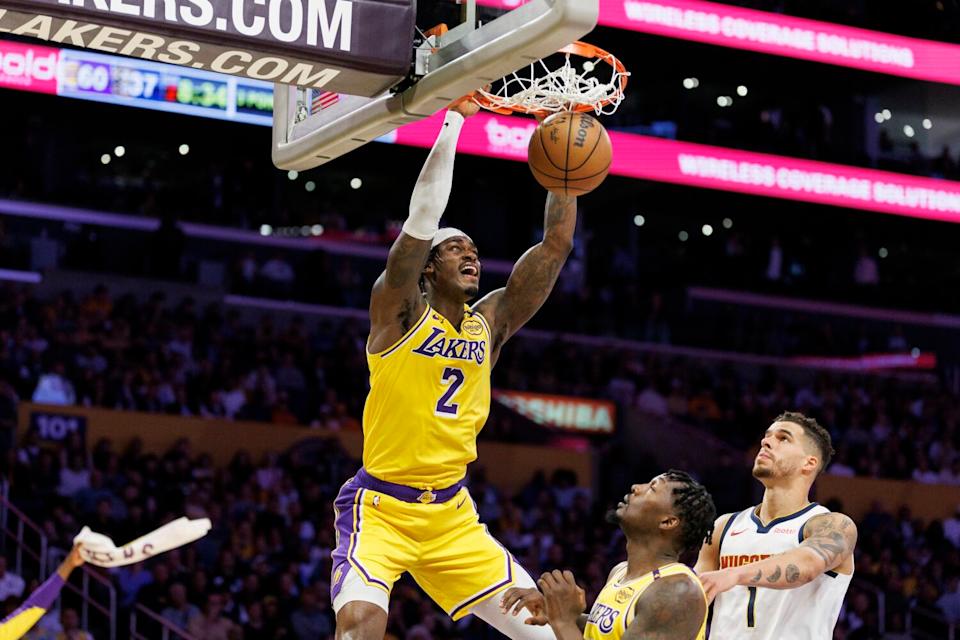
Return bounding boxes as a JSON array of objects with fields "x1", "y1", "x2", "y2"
[
  {"x1": 478, "y1": 0, "x2": 960, "y2": 86},
  {"x1": 394, "y1": 112, "x2": 960, "y2": 224}
]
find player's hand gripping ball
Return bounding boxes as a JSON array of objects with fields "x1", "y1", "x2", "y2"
[{"x1": 527, "y1": 112, "x2": 612, "y2": 196}]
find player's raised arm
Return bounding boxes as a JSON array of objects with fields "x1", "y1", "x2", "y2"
[
  {"x1": 473, "y1": 192, "x2": 577, "y2": 362},
  {"x1": 700, "y1": 512, "x2": 857, "y2": 600},
  {"x1": 368, "y1": 102, "x2": 476, "y2": 353}
]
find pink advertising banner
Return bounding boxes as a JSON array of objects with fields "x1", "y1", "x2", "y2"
[
  {"x1": 0, "y1": 40, "x2": 59, "y2": 94},
  {"x1": 478, "y1": 0, "x2": 960, "y2": 86},
  {"x1": 392, "y1": 112, "x2": 960, "y2": 223}
]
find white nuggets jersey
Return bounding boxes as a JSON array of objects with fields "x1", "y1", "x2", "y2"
[{"x1": 710, "y1": 504, "x2": 852, "y2": 640}]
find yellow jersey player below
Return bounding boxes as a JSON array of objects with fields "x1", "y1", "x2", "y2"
[
  {"x1": 501, "y1": 470, "x2": 717, "y2": 640},
  {"x1": 330, "y1": 98, "x2": 579, "y2": 640}
]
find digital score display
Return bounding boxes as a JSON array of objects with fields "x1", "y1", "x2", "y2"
[
  {"x1": 54, "y1": 48, "x2": 272, "y2": 126},
  {"x1": 235, "y1": 84, "x2": 274, "y2": 118}
]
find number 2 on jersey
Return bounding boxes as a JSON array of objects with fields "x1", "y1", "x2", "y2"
[{"x1": 436, "y1": 367, "x2": 465, "y2": 416}]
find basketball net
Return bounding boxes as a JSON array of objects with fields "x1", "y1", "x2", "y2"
[{"x1": 473, "y1": 41, "x2": 629, "y2": 117}]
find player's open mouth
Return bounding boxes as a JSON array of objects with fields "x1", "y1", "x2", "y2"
[{"x1": 460, "y1": 264, "x2": 479, "y2": 277}]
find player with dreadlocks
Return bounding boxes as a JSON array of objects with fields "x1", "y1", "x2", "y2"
[{"x1": 501, "y1": 470, "x2": 717, "y2": 640}]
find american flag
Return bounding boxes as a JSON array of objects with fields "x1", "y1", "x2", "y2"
[{"x1": 311, "y1": 90, "x2": 339, "y2": 114}]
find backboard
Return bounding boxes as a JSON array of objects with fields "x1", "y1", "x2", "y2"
[{"x1": 271, "y1": 0, "x2": 599, "y2": 170}]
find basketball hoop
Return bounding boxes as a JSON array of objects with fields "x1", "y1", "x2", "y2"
[{"x1": 472, "y1": 41, "x2": 629, "y2": 117}]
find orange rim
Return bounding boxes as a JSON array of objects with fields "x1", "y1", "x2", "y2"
[{"x1": 472, "y1": 40, "x2": 629, "y2": 116}]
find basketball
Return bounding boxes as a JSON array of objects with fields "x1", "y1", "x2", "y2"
[{"x1": 527, "y1": 112, "x2": 612, "y2": 196}]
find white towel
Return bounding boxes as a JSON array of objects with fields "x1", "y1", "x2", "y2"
[{"x1": 73, "y1": 517, "x2": 212, "y2": 567}]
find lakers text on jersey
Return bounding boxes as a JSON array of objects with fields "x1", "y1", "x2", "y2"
[
  {"x1": 363, "y1": 304, "x2": 492, "y2": 489},
  {"x1": 585, "y1": 563, "x2": 706, "y2": 640}
]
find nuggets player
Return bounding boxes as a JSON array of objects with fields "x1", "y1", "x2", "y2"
[
  {"x1": 696, "y1": 412, "x2": 857, "y2": 639},
  {"x1": 331, "y1": 100, "x2": 580, "y2": 640},
  {"x1": 502, "y1": 471, "x2": 717, "y2": 640}
]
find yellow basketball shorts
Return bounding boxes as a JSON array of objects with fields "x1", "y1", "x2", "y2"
[{"x1": 330, "y1": 468, "x2": 515, "y2": 619}]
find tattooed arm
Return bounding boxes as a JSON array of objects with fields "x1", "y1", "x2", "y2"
[
  {"x1": 368, "y1": 234, "x2": 431, "y2": 354},
  {"x1": 368, "y1": 102, "x2": 477, "y2": 353},
  {"x1": 699, "y1": 513, "x2": 857, "y2": 600},
  {"x1": 621, "y1": 575, "x2": 707, "y2": 640},
  {"x1": 473, "y1": 193, "x2": 577, "y2": 366}
]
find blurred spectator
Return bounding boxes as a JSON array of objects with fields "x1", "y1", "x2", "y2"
[
  {"x1": 32, "y1": 363, "x2": 76, "y2": 406},
  {"x1": 161, "y1": 582, "x2": 200, "y2": 631},
  {"x1": 187, "y1": 592, "x2": 239, "y2": 640},
  {"x1": 853, "y1": 245, "x2": 879, "y2": 286},
  {"x1": 56, "y1": 608, "x2": 93, "y2": 640},
  {"x1": 0, "y1": 557, "x2": 25, "y2": 601},
  {"x1": 260, "y1": 255, "x2": 296, "y2": 294},
  {"x1": 945, "y1": 507, "x2": 960, "y2": 548},
  {"x1": 57, "y1": 454, "x2": 91, "y2": 498},
  {"x1": 290, "y1": 586, "x2": 332, "y2": 640},
  {"x1": 937, "y1": 575, "x2": 960, "y2": 623},
  {"x1": 765, "y1": 236, "x2": 783, "y2": 281},
  {"x1": 117, "y1": 563, "x2": 153, "y2": 608}
]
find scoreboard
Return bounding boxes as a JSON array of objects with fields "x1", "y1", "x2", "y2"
[{"x1": 0, "y1": 40, "x2": 273, "y2": 125}]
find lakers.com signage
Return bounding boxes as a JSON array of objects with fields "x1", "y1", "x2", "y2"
[
  {"x1": 493, "y1": 390, "x2": 615, "y2": 435},
  {"x1": 0, "y1": 0, "x2": 414, "y2": 95}
]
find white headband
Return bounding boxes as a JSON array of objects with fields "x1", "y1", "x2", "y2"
[{"x1": 431, "y1": 227, "x2": 473, "y2": 249}]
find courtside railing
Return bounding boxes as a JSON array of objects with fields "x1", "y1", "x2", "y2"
[
  {"x1": 129, "y1": 603, "x2": 197, "y2": 640},
  {"x1": 0, "y1": 482, "x2": 117, "y2": 640}
]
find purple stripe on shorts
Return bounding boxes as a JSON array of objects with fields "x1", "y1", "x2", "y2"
[
  {"x1": 330, "y1": 478, "x2": 389, "y2": 603},
  {"x1": 449, "y1": 538, "x2": 515, "y2": 619}
]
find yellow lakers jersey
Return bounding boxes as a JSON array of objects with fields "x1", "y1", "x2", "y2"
[
  {"x1": 363, "y1": 304, "x2": 492, "y2": 489},
  {"x1": 585, "y1": 563, "x2": 706, "y2": 640}
]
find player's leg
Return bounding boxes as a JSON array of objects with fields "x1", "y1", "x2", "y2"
[
  {"x1": 330, "y1": 478, "x2": 413, "y2": 639},
  {"x1": 336, "y1": 602, "x2": 387, "y2": 640},
  {"x1": 470, "y1": 564, "x2": 555, "y2": 639},
  {"x1": 411, "y1": 488, "x2": 555, "y2": 640}
]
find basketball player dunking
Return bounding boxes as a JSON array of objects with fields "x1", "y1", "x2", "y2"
[
  {"x1": 330, "y1": 100, "x2": 578, "y2": 640},
  {"x1": 501, "y1": 471, "x2": 717, "y2": 640},
  {"x1": 696, "y1": 412, "x2": 857, "y2": 639}
]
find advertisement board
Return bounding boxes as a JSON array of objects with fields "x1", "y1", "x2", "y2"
[
  {"x1": 478, "y1": 0, "x2": 960, "y2": 86},
  {"x1": 493, "y1": 390, "x2": 616, "y2": 435},
  {"x1": 0, "y1": 0, "x2": 414, "y2": 95}
]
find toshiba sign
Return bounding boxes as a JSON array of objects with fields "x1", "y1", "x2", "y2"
[
  {"x1": 493, "y1": 390, "x2": 615, "y2": 435},
  {"x1": 0, "y1": 40, "x2": 58, "y2": 93}
]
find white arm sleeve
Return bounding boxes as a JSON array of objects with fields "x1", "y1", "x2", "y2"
[{"x1": 402, "y1": 110, "x2": 465, "y2": 241}]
